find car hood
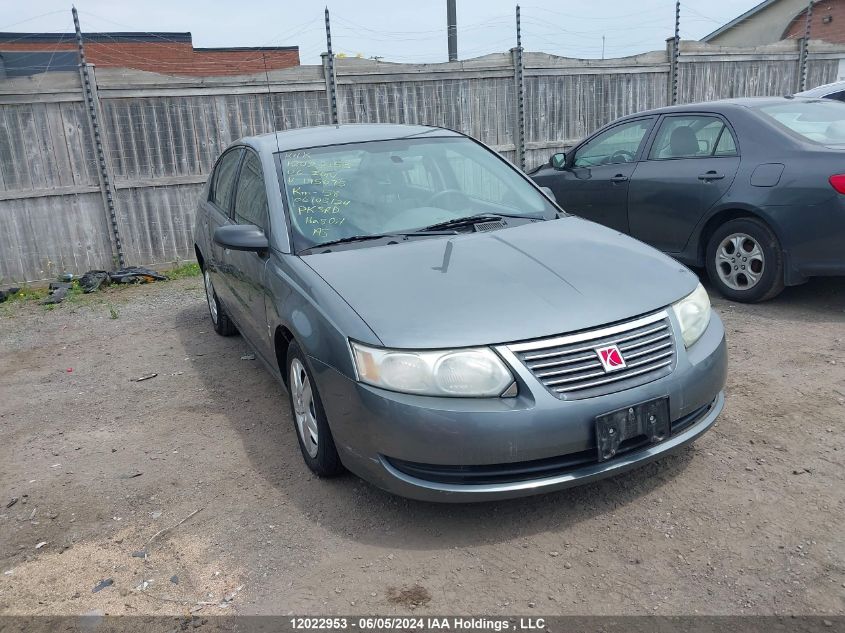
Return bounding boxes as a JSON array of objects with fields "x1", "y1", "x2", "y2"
[{"x1": 302, "y1": 217, "x2": 698, "y2": 348}]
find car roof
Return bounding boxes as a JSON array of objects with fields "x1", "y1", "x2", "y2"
[
  {"x1": 795, "y1": 80, "x2": 845, "y2": 98},
  {"x1": 616, "y1": 95, "x2": 829, "y2": 119},
  {"x1": 238, "y1": 123, "x2": 463, "y2": 154}
]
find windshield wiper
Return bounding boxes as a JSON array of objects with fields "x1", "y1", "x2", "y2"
[
  {"x1": 415, "y1": 212, "x2": 541, "y2": 233},
  {"x1": 301, "y1": 230, "x2": 457, "y2": 253}
]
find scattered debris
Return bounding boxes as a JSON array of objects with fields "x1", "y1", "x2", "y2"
[
  {"x1": 35, "y1": 542, "x2": 48, "y2": 549},
  {"x1": 5, "y1": 497, "x2": 18, "y2": 508},
  {"x1": 133, "y1": 373, "x2": 158, "y2": 382},
  {"x1": 0, "y1": 287, "x2": 20, "y2": 303},
  {"x1": 170, "y1": 575, "x2": 179, "y2": 585},
  {"x1": 109, "y1": 267, "x2": 167, "y2": 284},
  {"x1": 219, "y1": 585, "x2": 244, "y2": 608},
  {"x1": 145, "y1": 508, "x2": 203, "y2": 548},
  {"x1": 41, "y1": 284, "x2": 70, "y2": 305},
  {"x1": 241, "y1": 353, "x2": 256, "y2": 361},
  {"x1": 131, "y1": 550, "x2": 147, "y2": 559},
  {"x1": 92, "y1": 578, "x2": 114, "y2": 593},
  {"x1": 135, "y1": 579, "x2": 153, "y2": 591},
  {"x1": 79, "y1": 270, "x2": 110, "y2": 293},
  {"x1": 118, "y1": 471, "x2": 143, "y2": 479}
]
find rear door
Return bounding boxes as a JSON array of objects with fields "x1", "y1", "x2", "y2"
[
  {"x1": 223, "y1": 149, "x2": 274, "y2": 360},
  {"x1": 206, "y1": 147, "x2": 243, "y2": 307},
  {"x1": 628, "y1": 114, "x2": 740, "y2": 253},
  {"x1": 546, "y1": 117, "x2": 656, "y2": 233}
]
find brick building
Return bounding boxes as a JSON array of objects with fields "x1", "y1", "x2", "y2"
[
  {"x1": 783, "y1": 0, "x2": 845, "y2": 43},
  {"x1": 0, "y1": 32, "x2": 299, "y2": 77},
  {"x1": 702, "y1": 0, "x2": 845, "y2": 46}
]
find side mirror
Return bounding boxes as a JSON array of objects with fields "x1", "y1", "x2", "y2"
[
  {"x1": 550, "y1": 152, "x2": 566, "y2": 170},
  {"x1": 539, "y1": 186, "x2": 556, "y2": 202},
  {"x1": 214, "y1": 224, "x2": 269, "y2": 253}
]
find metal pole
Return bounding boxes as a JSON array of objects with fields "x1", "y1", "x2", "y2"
[
  {"x1": 73, "y1": 6, "x2": 125, "y2": 268},
  {"x1": 798, "y1": 1, "x2": 814, "y2": 91},
  {"x1": 447, "y1": 0, "x2": 458, "y2": 62},
  {"x1": 511, "y1": 5, "x2": 525, "y2": 171},
  {"x1": 323, "y1": 7, "x2": 339, "y2": 125},
  {"x1": 671, "y1": 0, "x2": 680, "y2": 105}
]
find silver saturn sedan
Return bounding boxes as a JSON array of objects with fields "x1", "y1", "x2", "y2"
[{"x1": 194, "y1": 124, "x2": 727, "y2": 502}]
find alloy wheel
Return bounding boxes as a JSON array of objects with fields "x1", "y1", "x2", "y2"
[
  {"x1": 290, "y1": 358, "x2": 319, "y2": 458},
  {"x1": 715, "y1": 233, "x2": 765, "y2": 291}
]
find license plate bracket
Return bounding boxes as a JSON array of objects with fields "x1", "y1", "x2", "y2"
[{"x1": 595, "y1": 397, "x2": 670, "y2": 462}]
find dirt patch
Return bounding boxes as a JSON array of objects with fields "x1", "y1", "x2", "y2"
[
  {"x1": 386, "y1": 585, "x2": 432, "y2": 609},
  {"x1": 0, "y1": 275, "x2": 843, "y2": 615}
]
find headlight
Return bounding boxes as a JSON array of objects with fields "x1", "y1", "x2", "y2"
[
  {"x1": 350, "y1": 342, "x2": 515, "y2": 397},
  {"x1": 672, "y1": 282, "x2": 711, "y2": 347}
]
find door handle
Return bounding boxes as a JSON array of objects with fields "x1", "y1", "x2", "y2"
[
  {"x1": 610, "y1": 174, "x2": 628, "y2": 183},
  {"x1": 698, "y1": 171, "x2": 725, "y2": 181}
]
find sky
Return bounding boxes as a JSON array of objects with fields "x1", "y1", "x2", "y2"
[{"x1": 2, "y1": 0, "x2": 764, "y2": 64}]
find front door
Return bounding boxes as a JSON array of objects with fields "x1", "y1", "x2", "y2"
[
  {"x1": 628, "y1": 114, "x2": 740, "y2": 253},
  {"x1": 222, "y1": 150, "x2": 274, "y2": 361},
  {"x1": 552, "y1": 117, "x2": 656, "y2": 233}
]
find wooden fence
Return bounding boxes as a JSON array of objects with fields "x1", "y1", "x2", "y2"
[{"x1": 1, "y1": 39, "x2": 843, "y2": 282}]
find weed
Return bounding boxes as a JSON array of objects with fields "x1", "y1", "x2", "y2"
[
  {"x1": 108, "y1": 304, "x2": 120, "y2": 319},
  {"x1": 166, "y1": 262, "x2": 201, "y2": 280}
]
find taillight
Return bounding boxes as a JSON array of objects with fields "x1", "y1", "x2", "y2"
[{"x1": 830, "y1": 174, "x2": 845, "y2": 194}]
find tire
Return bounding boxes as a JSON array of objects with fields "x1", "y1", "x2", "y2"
[
  {"x1": 705, "y1": 217, "x2": 785, "y2": 303},
  {"x1": 202, "y1": 267, "x2": 237, "y2": 336},
  {"x1": 286, "y1": 342, "x2": 344, "y2": 477}
]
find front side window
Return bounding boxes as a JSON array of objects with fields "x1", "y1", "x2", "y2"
[
  {"x1": 209, "y1": 149, "x2": 242, "y2": 213},
  {"x1": 755, "y1": 100, "x2": 845, "y2": 145},
  {"x1": 649, "y1": 115, "x2": 737, "y2": 159},
  {"x1": 233, "y1": 152, "x2": 270, "y2": 232},
  {"x1": 280, "y1": 137, "x2": 555, "y2": 250},
  {"x1": 573, "y1": 119, "x2": 653, "y2": 167}
]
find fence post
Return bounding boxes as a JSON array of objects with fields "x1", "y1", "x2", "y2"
[
  {"x1": 797, "y1": 1, "x2": 815, "y2": 91},
  {"x1": 511, "y1": 5, "x2": 526, "y2": 171},
  {"x1": 322, "y1": 8, "x2": 339, "y2": 125},
  {"x1": 669, "y1": 0, "x2": 681, "y2": 104},
  {"x1": 73, "y1": 7, "x2": 125, "y2": 268}
]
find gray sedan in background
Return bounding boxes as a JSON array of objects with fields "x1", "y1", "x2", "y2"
[
  {"x1": 531, "y1": 97, "x2": 845, "y2": 303},
  {"x1": 194, "y1": 124, "x2": 726, "y2": 502}
]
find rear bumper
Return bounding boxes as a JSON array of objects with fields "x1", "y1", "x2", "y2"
[
  {"x1": 310, "y1": 313, "x2": 727, "y2": 502},
  {"x1": 767, "y1": 199, "x2": 845, "y2": 284}
]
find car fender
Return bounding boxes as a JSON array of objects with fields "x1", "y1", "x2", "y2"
[{"x1": 263, "y1": 253, "x2": 382, "y2": 382}]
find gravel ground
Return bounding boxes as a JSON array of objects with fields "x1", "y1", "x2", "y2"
[{"x1": 0, "y1": 275, "x2": 843, "y2": 616}]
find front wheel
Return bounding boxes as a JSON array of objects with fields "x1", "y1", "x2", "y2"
[
  {"x1": 705, "y1": 218, "x2": 785, "y2": 303},
  {"x1": 286, "y1": 342, "x2": 344, "y2": 477}
]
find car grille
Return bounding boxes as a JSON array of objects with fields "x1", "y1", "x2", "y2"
[{"x1": 505, "y1": 311, "x2": 676, "y2": 400}]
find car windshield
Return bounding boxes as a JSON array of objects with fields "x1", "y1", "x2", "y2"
[
  {"x1": 754, "y1": 100, "x2": 845, "y2": 145},
  {"x1": 279, "y1": 137, "x2": 555, "y2": 251}
]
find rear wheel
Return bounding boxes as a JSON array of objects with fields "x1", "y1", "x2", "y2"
[
  {"x1": 705, "y1": 218, "x2": 784, "y2": 303},
  {"x1": 286, "y1": 342, "x2": 344, "y2": 477},
  {"x1": 203, "y1": 268, "x2": 237, "y2": 336}
]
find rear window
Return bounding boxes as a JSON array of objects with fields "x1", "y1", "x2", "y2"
[{"x1": 755, "y1": 100, "x2": 845, "y2": 145}]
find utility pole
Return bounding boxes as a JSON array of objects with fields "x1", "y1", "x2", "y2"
[
  {"x1": 72, "y1": 6, "x2": 125, "y2": 268},
  {"x1": 601, "y1": 35, "x2": 605, "y2": 60},
  {"x1": 447, "y1": 0, "x2": 458, "y2": 61}
]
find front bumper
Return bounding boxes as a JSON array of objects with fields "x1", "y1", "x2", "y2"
[{"x1": 311, "y1": 312, "x2": 727, "y2": 502}]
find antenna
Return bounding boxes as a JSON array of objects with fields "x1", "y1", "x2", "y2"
[{"x1": 262, "y1": 52, "x2": 282, "y2": 154}]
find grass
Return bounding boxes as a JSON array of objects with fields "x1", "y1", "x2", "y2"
[{"x1": 0, "y1": 260, "x2": 201, "y2": 316}]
